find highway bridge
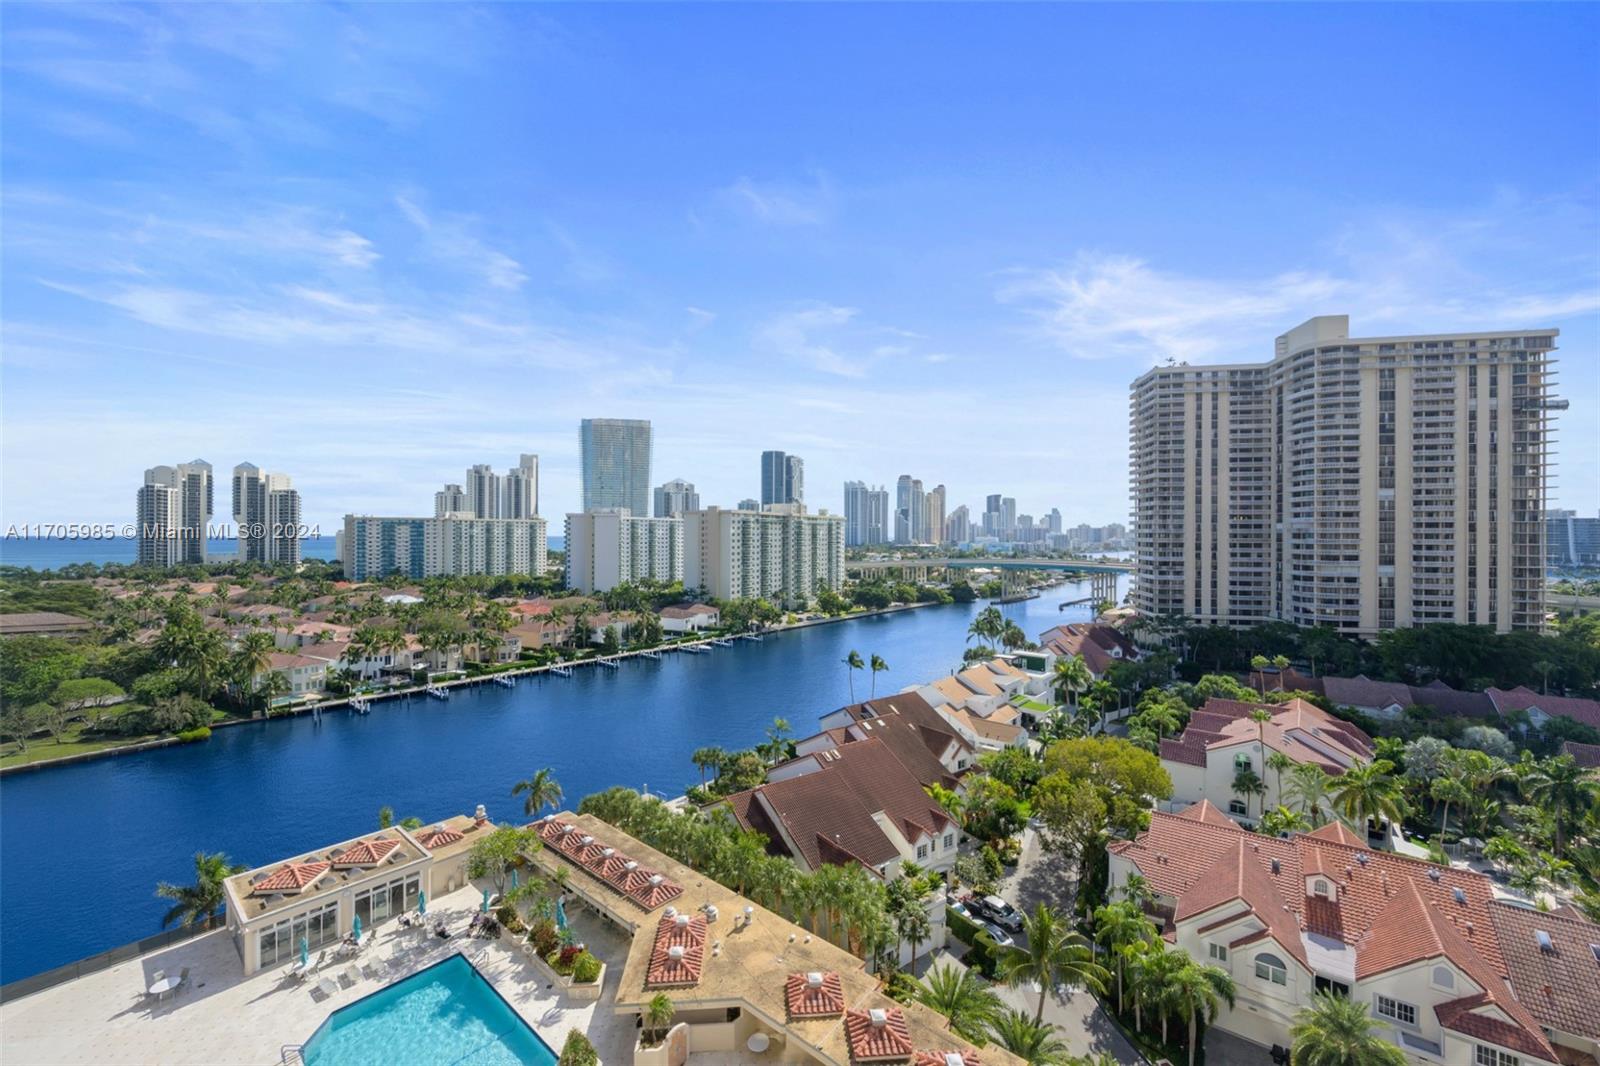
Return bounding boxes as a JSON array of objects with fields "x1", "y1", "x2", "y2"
[{"x1": 845, "y1": 556, "x2": 1133, "y2": 600}]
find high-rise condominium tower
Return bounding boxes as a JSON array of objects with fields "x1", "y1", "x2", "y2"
[
  {"x1": 232, "y1": 463, "x2": 302, "y2": 566},
  {"x1": 924, "y1": 484, "x2": 947, "y2": 546},
  {"x1": 945, "y1": 505, "x2": 971, "y2": 545},
  {"x1": 580, "y1": 418, "x2": 652, "y2": 515},
  {"x1": 435, "y1": 484, "x2": 468, "y2": 517},
  {"x1": 465, "y1": 464, "x2": 502, "y2": 520},
  {"x1": 1130, "y1": 315, "x2": 1559, "y2": 636},
  {"x1": 136, "y1": 460, "x2": 212, "y2": 567},
  {"x1": 502, "y1": 454, "x2": 539, "y2": 519},
  {"x1": 654, "y1": 478, "x2": 700, "y2": 518},
  {"x1": 894, "y1": 475, "x2": 926, "y2": 544},
  {"x1": 760, "y1": 450, "x2": 804, "y2": 508},
  {"x1": 843, "y1": 481, "x2": 889, "y2": 547}
]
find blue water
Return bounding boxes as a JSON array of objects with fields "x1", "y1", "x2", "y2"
[
  {"x1": 0, "y1": 535, "x2": 566, "y2": 569},
  {"x1": 303, "y1": 955, "x2": 557, "y2": 1066},
  {"x1": 0, "y1": 578, "x2": 1118, "y2": 982}
]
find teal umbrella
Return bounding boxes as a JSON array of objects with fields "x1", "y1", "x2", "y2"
[
  {"x1": 481, "y1": 888, "x2": 490, "y2": 914},
  {"x1": 555, "y1": 896, "x2": 568, "y2": 930},
  {"x1": 352, "y1": 915, "x2": 362, "y2": 942},
  {"x1": 510, "y1": 869, "x2": 519, "y2": 891},
  {"x1": 300, "y1": 937, "x2": 309, "y2": 968},
  {"x1": 418, "y1": 891, "x2": 427, "y2": 916}
]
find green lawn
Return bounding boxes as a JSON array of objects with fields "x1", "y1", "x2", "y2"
[{"x1": 1, "y1": 728, "x2": 161, "y2": 770}]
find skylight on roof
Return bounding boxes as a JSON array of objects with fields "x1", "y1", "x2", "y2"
[{"x1": 1536, "y1": 930, "x2": 1554, "y2": 953}]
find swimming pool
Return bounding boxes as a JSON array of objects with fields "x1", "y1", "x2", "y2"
[{"x1": 302, "y1": 954, "x2": 558, "y2": 1066}]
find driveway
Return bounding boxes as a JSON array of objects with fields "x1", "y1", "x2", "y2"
[
  {"x1": 1204, "y1": 1027, "x2": 1277, "y2": 1066},
  {"x1": 999, "y1": 825, "x2": 1076, "y2": 915}
]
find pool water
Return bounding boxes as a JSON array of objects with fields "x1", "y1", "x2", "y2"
[{"x1": 302, "y1": 955, "x2": 557, "y2": 1066}]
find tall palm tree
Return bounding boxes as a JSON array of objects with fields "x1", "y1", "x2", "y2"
[
  {"x1": 255, "y1": 670, "x2": 291, "y2": 715},
  {"x1": 1266, "y1": 751, "x2": 1293, "y2": 806},
  {"x1": 644, "y1": 992, "x2": 676, "y2": 1047},
  {"x1": 1165, "y1": 958, "x2": 1235, "y2": 1066},
  {"x1": 1232, "y1": 767, "x2": 1266, "y2": 821},
  {"x1": 1430, "y1": 774, "x2": 1471, "y2": 843},
  {"x1": 1052, "y1": 654, "x2": 1092, "y2": 713},
  {"x1": 1523, "y1": 754, "x2": 1598, "y2": 856},
  {"x1": 967, "y1": 606, "x2": 1004, "y2": 646},
  {"x1": 988, "y1": 1008, "x2": 1071, "y2": 1065},
  {"x1": 869, "y1": 654, "x2": 889, "y2": 697},
  {"x1": 915, "y1": 963, "x2": 1004, "y2": 1042},
  {"x1": 232, "y1": 630, "x2": 277, "y2": 701},
  {"x1": 156, "y1": 851, "x2": 245, "y2": 928},
  {"x1": 844, "y1": 650, "x2": 865, "y2": 702},
  {"x1": 1284, "y1": 763, "x2": 1334, "y2": 826},
  {"x1": 690, "y1": 746, "x2": 725, "y2": 788},
  {"x1": 1289, "y1": 991, "x2": 1407, "y2": 1066},
  {"x1": 1331, "y1": 760, "x2": 1405, "y2": 835},
  {"x1": 512, "y1": 767, "x2": 564, "y2": 817},
  {"x1": 998, "y1": 903, "x2": 1108, "y2": 1024},
  {"x1": 1093, "y1": 900, "x2": 1154, "y2": 1013}
]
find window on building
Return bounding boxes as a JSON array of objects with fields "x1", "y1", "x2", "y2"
[
  {"x1": 1376, "y1": 995, "x2": 1417, "y2": 1027},
  {"x1": 353, "y1": 873, "x2": 421, "y2": 930},
  {"x1": 1474, "y1": 1048, "x2": 1519, "y2": 1066},
  {"x1": 257, "y1": 900, "x2": 339, "y2": 969},
  {"x1": 1314, "y1": 976, "x2": 1349, "y2": 998},
  {"x1": 1254, "y1": 953, "x2": 1287, "y2": 985},
  {"x1": 916, "y1": 844, "x2": 929, "y2": 860},
  {"x1": 1208, "y1": 943, "x2": 1227, "y2": 961},
  {"x1": 944, "y1": 833, "x2": 955, "y2": 849},
  {"x1": 1229, "y1": 799, "x2": 1249, "y2": 815},
  {"x1": 1432, "y1": 965, "x2": 1455, "y2": 990},
  {"x1": 1312, "y1": 879, "x2": 1329, "y2": 897}
]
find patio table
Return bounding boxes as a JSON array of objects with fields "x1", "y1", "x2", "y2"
[{"x1": 147, "y1": 976, "x2": 180, "y2": 1000}]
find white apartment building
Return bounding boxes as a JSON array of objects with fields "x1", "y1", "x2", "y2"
[
  {"x1": 563, "y1": 509, "x2": 684, "y2": 593},
  {"x1": 434, "y1": 483, "x2": 467, "y2": 517},
  {"x1": 683, "y1": 504, "x2": 845, "y2": 608},
  {"x1": 464, "y1": 464, "x2": 501, "y2": 519},
  {"x1": 843, "y1": 480, "x2": 889, "y2": 547},
  {"x1": 339, "y1": 514, "x2": 547, "y2": 581},
  {"x1": 652, "y1": 477, "x2": 699, "y2": 518},
  {"x1": 136, "y1": 460, "x2": 212, "y2": 567},
  {"x1": 502, "y1": 454, "x2": 539, "y2": 519},
  {"x1": 1130, "y1": 316, "x2": 1559, "y2": 635},
  {"x1": 233, "y1": 462, "x2": 302, "y2": 566}
]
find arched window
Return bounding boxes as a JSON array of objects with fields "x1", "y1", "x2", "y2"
[
  {"x1": 1313, "y1": 879, "x2": 1329, "y2": 897},
  {"x1": 1432, "y1": 965, "x2": 1454, "y2": 990},
  {"x1": 1255, "y1": 953, "x2": 1288, "y2": 986}
]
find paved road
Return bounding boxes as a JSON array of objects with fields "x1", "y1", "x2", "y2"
[{"x1": 999, "y1": 825, "x2": 1077, "y2": 914}]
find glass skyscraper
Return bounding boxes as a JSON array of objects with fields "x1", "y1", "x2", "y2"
[{"x1": 580, "y1": 418, "x2": 652, "y2": 515}]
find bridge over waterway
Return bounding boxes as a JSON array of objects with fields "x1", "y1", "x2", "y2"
[{"x1": 846, "y1": 556, "x2": 1133, "y2": 601}]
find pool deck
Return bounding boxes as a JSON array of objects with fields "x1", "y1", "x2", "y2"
[{"x1": 0, "y1": 885, "x2": 634, "y2": 1065}]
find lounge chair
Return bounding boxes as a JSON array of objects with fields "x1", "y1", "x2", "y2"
[
  {"x1": 359, "y1": 956, "x2": 382, "y2": 980},
  {"x1": 175, "y1": 967, "x2": 190, "y2": 994},
  {"x1": 316, "y1": 976, "x2": 339, "y2": 999},
  {"x1": 341, "y1": 965, "x2": 361, "y2": 987}
]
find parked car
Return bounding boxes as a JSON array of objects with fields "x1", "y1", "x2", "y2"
[
  {"x1": 946, "y1": 894, "x2": 971, "y2": 919},
  {"x1": 977, "y1": 895, "x2": 1023, "y2": 932},
  {"x1": 983, "y1": 922, "x2": 1015, "y2": 948}
]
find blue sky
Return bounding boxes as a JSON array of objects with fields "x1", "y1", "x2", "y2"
[{"x1": 3, "y1": 3, "x2": 1597, "y2": 532}]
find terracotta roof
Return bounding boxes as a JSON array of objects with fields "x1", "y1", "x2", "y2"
[
  {"x1": 1303, "y1": 821, "x2": 1366, "y2": 847},
  {"x1": 1487, "y1": 899, "x2": 1600, "y2": 1042},
  {"x1": 0, "y1": 612, "x2": 93, "y2": 634},
  {"x1": 1115, "y1": 810, "x2": 1557, "y2": 1062},
  {"x1": 914, "y1": 1053, "x2": 981, "y2": 1066},
  {"x1": 844, "y1": 1007, "x2": 915, "y2": 1062},
  {"x1": 330, "y1": 837, "x2": 402, "y2": 868},
  {"x1": 1321, "y1": 675, "x2": 1412, "y2": 711},
  {"x1": 804, "y1": 691, "x2": 970, "y2": 790},
  {"x1": 266, "y1": 652, "x2": 325, "y2": 670},
  {"x1": 1434, "y1": 993, "x2": 1557, "y2": 1062},
  {"x1": 417, "y1": 826, "x2": 463, "y2": 849},
  {"x1": 1408, "y1": 680, "x2": 1496, "y2": 719},
  {"x1": 1559, "y1": 740, "x2": 1600, "y2": 769},
  {"x1": 1160, "y1": 698, "x2": 1371, "y2": 774},
  {"x1": 645, "y1": 912, "x2": 706, "y2": 988},
  {"x1": 785, "y1": 971, "x2": 845, "y2": 1019},
  {"x1": 627, "y1": 871, "x2": 684, "y2": 910},
  {"x1": 1173, "y1": 799, "x2": 1237, "y2": 828},
  {"x1": 1489, "y1": 687, "x2": 1600, "y2": 729},
  {"x1": 252, "y1": 860, "x2": 330, "y2": 895},
  {"x1": 660, "y1": 603, "x2": 718, "y2": 619}
]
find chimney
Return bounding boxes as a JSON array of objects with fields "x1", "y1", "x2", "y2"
[
  {"x1": 869, "y1": 1008, "x2": 888, "y2": 1028},
  {"x1": 474, "y1": 804, "x2": 487, "y2": 826},
  {"x1": 807, "y1": 972, "x2": 824, "y2": 989}
]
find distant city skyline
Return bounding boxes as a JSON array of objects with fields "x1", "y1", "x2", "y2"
[{"x1": 2, "y1": 4, "x2": 1595, "y2": 531}]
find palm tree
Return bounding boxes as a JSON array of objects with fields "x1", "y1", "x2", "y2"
[
  {"x1": 998, "y1": 903, "x2": 1108, "y2": 1024},
  {"x1": 643, "y1": 992, "x2": 676, "y2": 1047},
  {"x1": 967, "y1": 606, "x2": 1004, "y2": 646},
  {"x1": 988, "y1": 1008, "x2": 1070, "y2": 1065},
  {"x1": 1052, "y1": 654, "x2": 1092, "y2": 713},
  {"x1": 869, "y1": 654, "x2": 889, "y2": 697},
  {"x1": 1430, "y1": 774, "x2": 1471, "y2": 843},
  {"x1": 1331, "y1": 760, "x2": 1405, "y2": 835},
  {"x1": 1258, "y1": 805, "x2": 1312, "y2": 837},
  {"x1": 1232, "y1": 767, "x2": 1266, "y2": 821},
  {"x1": 1000, "y1": 620, "x2": 1029, "y2": 651},
  {"x1": 1289, "y1": 991, "x2": 1406, "y2": 1066},
  {"x1": 1284, "y1": 763, "x2": 1334, "y2": 826},
  {"x1": 1166, "y1": 958, "x2": 1235, "y2": 1066},
  {"x1": 690, "y1": 746, "x2": 725, "y2": 788},
  {"x1": 231, "y1": 630, "x2": 276, "y2": 703},
  {"x1": 844, "y1": 650, "x2": 864, "y2": 702},
  {"x1": 512, "y1": 767, "x2": 563, "y2": 817},
  {"x1": 1266, "y1": 751, "x2": 1293, "y2": 805},
  {"x1": 255, "y1": 670, "x2": 291, "y2": 715},
  {"x1": 1250, "y1": 654, "x2": 1270, "y2": 694},
  {"x1": 1523, "y1": 754, "x2": 1599, "y2": 856},
  {"x1": 915, "y1": 963, "x2": 1004, "y2": 1042},
  {"x1": 1093, "y1": 900, "x2": 1154, "y2": 1012},
  {"x1": 156, "y1": 851, "x2": 245, "y2": 928}
]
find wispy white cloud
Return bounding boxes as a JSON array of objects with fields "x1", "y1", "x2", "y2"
[
  {"x1": 757, "y1": 304, "x2": 865, "y2": 377},
  {"x1": 1000, "y1": 198, "x2": 1600, "y2": 364},
  {"x1": 718, "y1": 172, "x2": 834, "y2": 226},
  {"x1": 394, "y1": 193, "x2": 526, "y2": 290}
]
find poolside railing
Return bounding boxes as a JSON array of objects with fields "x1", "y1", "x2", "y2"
[{"x1": 0, "y1": 914, "x2": 225, "y2": 1005}]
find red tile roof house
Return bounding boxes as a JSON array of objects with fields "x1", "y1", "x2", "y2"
[
  {"x1": 1487, "y1": 688, "x2": 1600, "y2": 732},
  {"x1": 1108, "y1": 803, "x2": 1581, "y2": 1065},
  {"x1": 1159, "y1": 697, "x2": 1374, "y2": 828},
  {"x1": 1320, "y1": 675, "x2": 1415, "y2": 720},
  {"x1": 1559, "y1": 740, "x2": 1600, "y2": 769},
  {"x1": 658, "y1": 603, "x2": 720, "y2": 633},
  {"x1": 1038, "y1": 622, "x2": 1139, "y2": 681},
  {"x1": 722, "y1": 737, "x2": 958, "y2": 970},
  {"x1": 807, "y1": 691, "x2": 977, "y2": 787}
]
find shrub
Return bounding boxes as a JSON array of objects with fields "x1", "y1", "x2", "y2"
[
  {"x1": 174, "y1": 726, "x2": 212, "y2": 744},
  {"x1": 558, "y1": 1030, "x2": 598, "y2": 1066},
  {"x1": 571, "y1": 951, "x2": 601, "y2": 984},
  {"x1": 528, "y1": 917, "x2": 559, "y2": 957},
  {"x1": 553, "y1": 944, "x2": 583, "y2": 975},
  {"x1": 495, "y1": 903, "x2": 526, "y2": 936}
]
